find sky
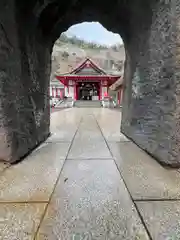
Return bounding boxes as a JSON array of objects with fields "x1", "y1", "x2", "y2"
[{"x1": 64, "y1": 22, "x2": 123, "y2": 46}]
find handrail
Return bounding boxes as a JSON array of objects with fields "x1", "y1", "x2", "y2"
[
  {"x1": 54, "y1": 100, "x2": 63, "y2": 107},
  {"x1": 101, "y1": 99, "x2": 117, "y2": 108},
  {"x1": 63, "y1": 98, "x2": 74, "y2": 108}
]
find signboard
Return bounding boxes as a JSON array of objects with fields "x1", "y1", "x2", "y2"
[{"x1": 102, "y1": 80, "x2": 108, "y2": 86}]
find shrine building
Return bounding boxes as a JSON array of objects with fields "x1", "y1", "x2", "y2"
[{"x1": 55, "y1": 58, "x2": 122, "y2": 101}]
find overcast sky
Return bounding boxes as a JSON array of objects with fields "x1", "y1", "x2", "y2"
[{"x1": 65, "y1": 22, "x2": 123, "y2": 46}]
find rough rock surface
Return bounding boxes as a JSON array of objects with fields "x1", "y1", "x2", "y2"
[
  {"x1": 0, "y1": 0, "x2": 51, "y2": 162},
  {"x1": 0, "y1": 0, "x2": 180, "y2": 166},
  {"x1": 121, "y1": 0, "x2": 180, "y2": 167}
]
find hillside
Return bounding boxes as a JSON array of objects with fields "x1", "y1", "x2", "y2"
[{"x1": 51, "y1": 34, "x2": 125, "y2": 81}]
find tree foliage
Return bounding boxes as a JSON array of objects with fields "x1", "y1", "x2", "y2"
[
  {"x1": 61, "y1": 51, "x2": 69, "y2": 58},
  {"x1": 56, "y1": 33, "x2": 122, "y2": 50}
]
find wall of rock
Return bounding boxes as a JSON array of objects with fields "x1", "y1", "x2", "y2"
[
  {"x1": 0, "y1": 0, "x2": 180, "y2": 166},
  {"x1": 0, "y1": 0, "x2": 51, "y2": 162},
  {"x1": 121, "y1": 0, "x2": 180, "y2": 166}
]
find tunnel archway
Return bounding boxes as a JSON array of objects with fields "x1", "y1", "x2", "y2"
[
  {"x1": 0, "y1": 0, "x2": 179, "y2": 166},
  {"x1": 50, "y1": 21, "x2": 125, "y2": 103}
]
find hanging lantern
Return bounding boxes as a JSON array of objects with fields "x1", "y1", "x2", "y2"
[{"x1": 104, "y1": 92, "x2": 108, "y2": 97}]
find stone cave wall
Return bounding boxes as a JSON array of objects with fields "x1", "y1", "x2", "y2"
[
  {"x1": 0, "y1": 0, "x2": 51, "y2": 162},
  {"x1": 121, "y1": 0, "x2": 180, "y2": 166},
  {"x1": 1, "y1": 0, "x2": 180, "y2": 167}
]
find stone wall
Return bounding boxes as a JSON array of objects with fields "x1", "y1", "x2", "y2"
[
  {"x1": 121, "y1": 0, "x2": 180, "y2": 166},
  {"x1": 0, "y1": 0, "x2": 51, "y2": 162}
]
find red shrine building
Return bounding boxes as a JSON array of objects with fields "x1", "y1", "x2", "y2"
[{"x1": 55, "y1": 58, "x2": 122, "y2": 101}]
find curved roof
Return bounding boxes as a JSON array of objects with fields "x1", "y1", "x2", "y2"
[{"x1": 56, "y1": 57, "x2": 121, "y2": 77}]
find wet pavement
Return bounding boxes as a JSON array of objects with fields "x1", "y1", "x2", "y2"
[{"x1": 0, "y1": 108, "x2": 180, "y2": 239}]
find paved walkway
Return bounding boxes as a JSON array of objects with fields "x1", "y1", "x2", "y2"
[{"x1": 0, "y1": 108, "x2": 180, "y2": 239}]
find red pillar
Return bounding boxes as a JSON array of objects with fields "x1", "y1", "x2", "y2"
[
  {"x1": 52, "y1": 87, "x2": 55, "y2": 97},
  {"x1": 118, "y1": 88, "x2": 122, "y2": 104},
  {"x1": 99, "y1": 80, "x2": 102, "y2": 100},
  {"x1": 118, "y1": 91, "x2": 120, "y2": 104},
  {"x1": 120, "y1": 87, "x2": 123, "y2": 104},
  {"x1": 74, "y1": 83, "x2": 77, "y2": 100},
  {"x1": 67, "y1": 80, "x2": 69, "y2": 94}
]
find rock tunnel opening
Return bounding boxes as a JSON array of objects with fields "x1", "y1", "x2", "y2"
[
  {"x1": 0, "y1": 0, "x2": 179, "y2": 166},
  {"x1": 50, "y1": 21, "x2": 125, "y2": 104}
]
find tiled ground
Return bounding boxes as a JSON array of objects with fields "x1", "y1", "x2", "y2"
[{"x1": 1, "y1": 108, "x2": 180, "y2": 239}]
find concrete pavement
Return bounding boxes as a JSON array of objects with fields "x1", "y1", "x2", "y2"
[{"x1": 0, "y1": 108, "x2": 180, "y2": 239}]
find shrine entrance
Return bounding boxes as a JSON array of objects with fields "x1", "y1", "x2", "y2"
[
  {"x1": 56, "y1": 58, "x2": 121, "y2": 101},
  {"x1": 77, "y1": 82, "x2": 100, "y2": 100}
]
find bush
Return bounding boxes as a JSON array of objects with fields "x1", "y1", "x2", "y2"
[{"x1": 62, "y1": 51, "x2": 69, "y2": 58}]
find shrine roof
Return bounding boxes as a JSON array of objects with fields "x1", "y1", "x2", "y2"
[
  {"x1": 55, "y1": 57, "x2": 121, "y2": 77},
  {"x1": 56, "y1": 75, "x2": 120, "y2": 79},
  {"x1": 109, "y1": 73, "x2": 124, "y2": 91},
  {"x1": 70, "y1": 57, "x2": 106, "y2": 74}
]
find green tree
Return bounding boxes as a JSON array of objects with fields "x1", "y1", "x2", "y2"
[
  {"x1": 62, "y1": 51, "x2": 69, "y2": 58},
  {"x1": 57, "y1": 33, "x2": 109, "y2": 50}
]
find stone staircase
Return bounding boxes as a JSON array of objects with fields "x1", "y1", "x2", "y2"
[
  {"x1": 74, "y1": 100, "x2": 102, "y2": 108},
  {"x1": 54, "y1": 99, "x2": 74, "y2": 108}
]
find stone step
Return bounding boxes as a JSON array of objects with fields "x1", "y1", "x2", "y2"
[{"x1": 74, "y1": 100, "x2": 102, "y2": 108}]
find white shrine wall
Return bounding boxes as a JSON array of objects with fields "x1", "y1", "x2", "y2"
[{"x1": 101, "y1": 86, "x2": 108, "y2": 99}]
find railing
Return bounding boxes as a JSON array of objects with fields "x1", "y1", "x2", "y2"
[
  {"x1": 64, "y1": 97, "x2": 74, "y2": 108},
  {"x1": 101, "y1": 98, "x2": 116, "y2": 108},
  {"x1": 50, "y1": 98, "x2": 74, "y2": 108},
  {"x1": 54, "y1": 100, "x2": 63, "y2": 107}
]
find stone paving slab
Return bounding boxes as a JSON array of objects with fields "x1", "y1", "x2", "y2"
[
  {"x1": 94, "y1": 109, "x2": 130, "y2": 142},
  {"x1": 49, "y1": 111, "x2": 81, "y2": 142},
  {"x1": 78, "y1": 115, "x2": 100, "y2": 130},
  {"x1": 75, "y1": 117, "x2": 105, "y2": 141},
  {"x1": 50, "y1": 109, "x2": 81, "y2": 131},
  {"x1": 74, "y1": 129, "x2": 104, "y2": 141},
  {"x1": 102, "y1": 131, "x2": 130, "y2": 142},
  {"x1": 1, "y1": 108, "x2": 179, "y2": 240},
  {"x1": 36, "y1": 160, "x2": 149, "y2": 240},
  {"x1": 0, "y1": 203, "x2": 46, "y2": 240},
  {"x1": 136, "y1": 201, "x2": 180, "y2": 240},
  {"x1": 68, "y1": 139, "x2": 112, "y2": 159},
  {"x1": 0, "y1": 142, "x2": 70, "y2": 202},
  {"x1": 67, "y1": 114, "x2": 112, "y2": 159},
  {"x1": 108, "y1": 141, "x2": 180, "y2": 200},
  {"x1": 46, "y1": 127, "x2": 78, "y2": 142}
]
